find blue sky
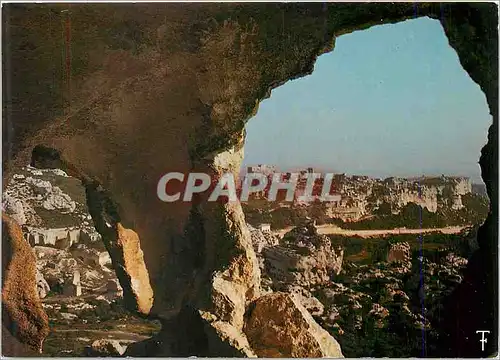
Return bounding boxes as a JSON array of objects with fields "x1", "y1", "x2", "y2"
[{"x1": 242, "y1": 17, "x2": 491, "y2": 183}]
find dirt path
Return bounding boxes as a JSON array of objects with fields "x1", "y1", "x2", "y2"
[
  {"x1": 52, "y1": 329, "x2": 150, "y2": 342},
  {"x1": 274, "y1": 225, "x2": 466, "y2": 238}
]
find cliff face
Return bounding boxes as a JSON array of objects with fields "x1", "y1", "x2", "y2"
[{"x1": 2, "y1": 3, "x2": 497, "y2": 356}]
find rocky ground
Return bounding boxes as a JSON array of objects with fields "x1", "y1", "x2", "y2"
[
  {"x1": 250, "y1": 221, "x2": 472, "y2": 358},
  {"x1": 35, "y1": 242, "x2": 161, "y2": 357},
  {"x1": 3, "y1": 166, "x2": 99, "y2": 233},
  {"x1": 42, "y1": 295, "x2": 160, "y2": 357}
]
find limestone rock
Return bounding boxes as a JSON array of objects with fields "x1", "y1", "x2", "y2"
[
  {"x1": 200, "y1": 201, "x2": 261, "y2": 323},
  {"x1": 200, "y1": 312, "x2": 257, "y2": 357},
  {"x1": 387, "y1": 241, "x2": 411, "y2": 264},
  {"x1": 87, "y1": 184, "x2": 155, "y2": 315},
  {"x1": 60, "y1": 312, "x2": 78, "y2": 321},
  {"x1": 248, "y1": 224, "x2": 280, "y2": 253},
  {"x1": 35, "y1": 269, "x2": 50, "y2": 299},
  {"x1": 41, "y1": 186, "x2": 76, "y2": 213},
  {"x1": 70, "y1": 244, "x2": 111, "y2": 267},
  {"x1": 25, "y1": 176, "x2": 52, "y2": 196},
  {"x1": 84, "y1": 339, "x2": 125, "y2": 356},
  {"x1": 114, "y1": 223, "x2": 154, "y2": 315},
  {"x1": 293, "y1": 292, "x2": 325, "y2": 317},
  {"x1": 263, "y1": 224, "x2": 343, "y2": 289},
  {"x1": 244, "y1": 292, "x2": 343, "y2": 358},
  {"x1": 23, "y1": 176, "x2": 76, "y2": 213},
  {"x1": 2, "y1": 194, "x2": 26, "y2": 225},
  {"x1": 2, "y1": 214, "x2": 49, "y2": 353},
  {"x1": 211, "y1": 276, "x2": 246, "y2": 330}
]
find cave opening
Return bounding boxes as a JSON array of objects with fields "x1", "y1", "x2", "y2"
[
  {"x1": 1, "y1": 5, "x2": 497, "y2": 358},
  {"x1": 239, "y1": 16, "x2": 492, "y2": 358}
]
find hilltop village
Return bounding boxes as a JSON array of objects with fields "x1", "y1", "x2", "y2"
[{"x1": 242, "y1": 165, "x2": 486, "y2": 228}]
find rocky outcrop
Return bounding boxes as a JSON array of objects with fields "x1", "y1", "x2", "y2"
[
  {"x1": 292, "y1": 289, "x2": 325, "y2": 317},
  {"x1": 200, "y1": 312, "x2": 257, "y2": 357},
  {"x1": 84, "y1": 339, "x2": 126, "y2": 356},
  {"x1": 263, "y1": 224, "x2": 343, "y2": 289},
  {"x1": 2, "y1": 214, "x2": 49, "y2": 354},
  {"x1": 35, "y1": 269, "x2": 50, "y2": 299},
  {"x1": 386, "y1": 241, "x2": 411, "y2": 264},
  {"x1": 113, "y1": 224, "x2": 154, "y2": 315},
  {"x1": 85, "y1": 182, "x2": 154, "y2": 315},
  {"x1": 2, "y1": 194, "x2": 27, "y2": 225},
  {"x1": 249, "y1": 224, "x2": 280, "y2": 253},
  {"x1": 244, "y1": 292, "x2": 343, "y2": 358},
  {"x1": 3, "y1": 166, "x2": 101, "y2": 246},
  {"x1": 24, "y1": 176, "x2": 76, "y2": 212}
]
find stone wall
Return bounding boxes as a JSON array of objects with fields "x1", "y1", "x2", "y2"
[{"x1": 24, "y1": 227, "x2": 98, "y2": 249}]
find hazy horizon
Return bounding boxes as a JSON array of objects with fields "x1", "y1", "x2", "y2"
[
  {"x1": 242, "y1": 17, "x2": 492, "y2": 184},
  {"x1": 240, "y1": 164, "x2": 485, "y2": 184}
]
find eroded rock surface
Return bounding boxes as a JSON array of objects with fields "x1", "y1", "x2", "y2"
[
  {"x1": 35, "y1": 269, "x2": 50, "y2": 299},
  {"x1": 263, "y1": 223, "x2": 344, "y2": 289},
  {"x1": 2, "y1": 214, "x2": 49, "y2": 354},
  {"x1": 244, "y1": 292, "x2": 343, "y2": 358},
  {"x1": 85, "y1": 183, "x2": 154, "y2": 316}
]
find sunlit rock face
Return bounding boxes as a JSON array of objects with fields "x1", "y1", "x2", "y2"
[
  {"x1": 263, "y1": 224, "x2": 344, "y2": 289},
  {"x1": 2, "y1": 214, "x2": 49, "y2": 354},
  {"x1": 2, "y1": 3, "x2": 497, "y2": 356},
  {"x1": 244, "y1": 292, "x2": 343, "y2": 358}
]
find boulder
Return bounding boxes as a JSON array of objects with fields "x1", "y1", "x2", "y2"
[
  {"x1": 248, "y1": 224, "x2": 279, "y2": 253},
  {"x1": 35, "y1": 269, "x2": 50, "y2": 299},
  {"x1": 2, "y1": 194, "x2": 26, "y2": 225},
  {"x1": 293, "y1": 293, "x2": 325, "y2": 317},
  {"x1": 200, "y1": 312, "x2": 257, "y2": 357},
  {"x1": 60, "y1": 312, "x2": 78, "y2": 321},
  {"x1": 386, "y1": 241, "x2": 411, "y2": 264},
  {"x1": 244, "y1": 292, "x2": 343, "y2": 358},
  {"x1": 211, "y1": 276, "x2": 246, "y2": 330},
  {"x1": 84, "y1": 339, "x2": 126, "y2": 356},
  {"x1": 263, "y1": 225, "x2": 343, "y2": 289}
]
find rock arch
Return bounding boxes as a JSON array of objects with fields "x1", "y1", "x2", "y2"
[{"x1": 2, "y1": 3, "x2": 497, "y2": 356}]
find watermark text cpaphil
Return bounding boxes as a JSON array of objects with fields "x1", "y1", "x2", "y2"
[{"x1": 156, "y1": 172, "x2": 341, "y2": 203}]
